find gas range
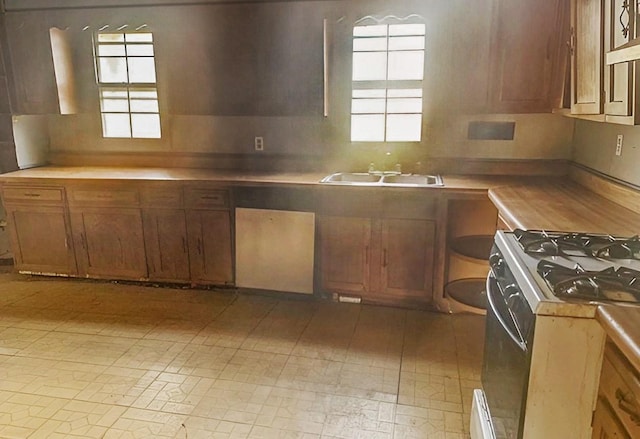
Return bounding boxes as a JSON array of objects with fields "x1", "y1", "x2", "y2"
[{"x1": 493, "y1": 229, "x2": 640, "y2": 317}]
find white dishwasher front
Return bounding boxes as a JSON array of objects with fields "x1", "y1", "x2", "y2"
[{"x1": 235, "y1": 207, "x2": 315, "y2": 294}]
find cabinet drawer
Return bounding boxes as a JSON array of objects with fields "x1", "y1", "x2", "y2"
[
  {"x1": 140, "y1": 188, "x2": 184, "y2": 208},
  {"x1": 600, "y1": 343, "x2": 640, "y2": 437},
  {"x1": 185, "y1": 189, "x2": 229, "y2": 209},
  {"x1": 69, "y1": 188, "x2": 139, "y2": 206},
  {"x1": 2, "y1": 186, "x2": 64, "y2": 204}
]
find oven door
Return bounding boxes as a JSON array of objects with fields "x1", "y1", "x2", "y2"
[{"x1": 482, "y1": 273, "x2": 532, "y2": 439}]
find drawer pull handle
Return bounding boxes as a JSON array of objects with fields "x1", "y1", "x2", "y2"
[
  {"x1": 201, "y1": 195, "x2": 220, "y2": 200},
  {"x1": 96, "y1": 194, "x2": 113, "y2": 199},
  {"x1": 615, "y1": 388, "x2": 640, "y2": 425},
  {"x1": 23, "y1": 193, "x2": 41, "y2": 197}
]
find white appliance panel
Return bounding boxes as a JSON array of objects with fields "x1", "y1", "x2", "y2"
[{"x1": 235, "y1": 208, "x2": 314, "y2": 294}]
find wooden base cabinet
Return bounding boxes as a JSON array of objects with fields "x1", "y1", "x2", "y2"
[
  {"x1": 381, "y1": 219, "x2": 436, "y2": 300},
  {"x1": 5, "y1": 204, "x2": 77, "y2": 275},
  {"x1": 2, "y1": 185, "x2": 77, "y2": 275},
  {"x1": 70, "y1": 207, "x2": 147, "y2": 279},
  {"x1": 592, "y1": 397, "x2": 631, "y2": 439},
  {"x1": 187, "y1": 209, "x2": 233, "y2": 285},
  {"x1": 592, "y1": 341, "x2": 640, "y2": 438},
  {"x1": 320, "y1": 216, "x2": 371, "y2": 294},
  {"x1": 142, "y1": 209, "x2": 191, "y2": 282},
  {"x1": 320, "y1": 215, "x2": 435, "y2": 306}
]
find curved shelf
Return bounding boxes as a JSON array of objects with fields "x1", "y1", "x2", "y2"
[
  {"x1": 445, "y1": 278, "x2": 487, "y2": 314},
  {"x1": 449, "y1": 235, "x2": 494, "y2": 262}
]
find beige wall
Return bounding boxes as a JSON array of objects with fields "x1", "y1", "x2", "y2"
[
  {"x1": 8, "y1": 0, "x2": 573, "y2": 170},
  {"x1": 573, "y1": 120, "x2": 640, "y2": 187}
]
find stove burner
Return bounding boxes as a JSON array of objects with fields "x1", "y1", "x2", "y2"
[
  {"x1": 514, "y1": 229, "x2": 640, "y2": 260},
  {"x1": 537, "y1": 260, "x2": 640, "y2": 303}
]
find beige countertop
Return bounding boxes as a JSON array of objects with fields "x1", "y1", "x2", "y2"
[
  {"x1": 597, "y1": 306, "x2": 640, "y2": 373},
  {"x1": 488, "y1": 179, "x2": 640, "y2": 236},
  {"x1": 0, "y1": 166, "x2": 535, "y2": 191}
]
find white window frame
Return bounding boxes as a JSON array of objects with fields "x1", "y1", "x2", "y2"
[
  {"x1": 94, "y1": 31, "x2": 161, "y2": 139},
  {"x1": 350, "y1": 22, "x2": 426, "y2": 143}
]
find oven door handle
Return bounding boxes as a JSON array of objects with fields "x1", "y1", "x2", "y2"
[{"x1": 486, "y1": 274, "x2": 527, "y2": 352}]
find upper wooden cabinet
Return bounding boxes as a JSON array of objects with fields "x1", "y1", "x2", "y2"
[
  {"x1": 603, "y1": 0, "x2": 634, "y2": 118},
  {"x1": 568, "y1": 0, "x2": 640, "y2": 124},
  {"x1": 571, "y1": 0, "x2": 604, "y2": 115},
  {"x1": 488, "y1": 0, "x2": 564, "y2": 113}
]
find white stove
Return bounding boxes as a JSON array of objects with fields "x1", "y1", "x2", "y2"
[{"x1": 473, "y1": 229, "x2": 640, "y2": 439}]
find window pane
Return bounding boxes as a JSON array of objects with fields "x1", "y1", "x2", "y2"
[
  {"x1": 131, "y1": 113, "x2": 161, "y2": 138},
  {"x1": 351, "y1": 98, "x2": 386, "y2": 114},
  {"x1": 127, "y1": 57, "x2": 156, "y2": 83},
  {"x1": 102, "y1": 113, "x2": 131, "y2": 138},
  {"x1": 387, "y1": 97, "x2": 423, "y2": 113},
  {"x1": 352, "y1": 52, "x2": 387, "y2": 81},
  {"x1": 98, "y1": 33, "x2": 125, "y2": 43},
  {"x1": 389, "y1": 24, "x2": 426, "y2": 36},
  {"x1": 98, "y1": 44, "x2": 126, "y2": 56},
  {"x1": 101, "y1": 97, "x2": 129, "y2": 112},
  {"x1": 386, "y1": 114, "x2": 422, "y2": 141},
  {"x1": 388, "y1": 88, "x2": 422, "y2": 98},
  {"x1": 98, "y1": 57, "x2": 128, "y2": 83},
  {"x1": 388, "y1": 51, "x2": 424, "y2": 80},
  {"x1": 130, "y1": 89, "x2": 158, "y2": 99},
  {"x1": 101, "y1": 89, "x2": 128, "y2": 99},
  {"x1": 353, "y1": 37, "x2": 387, "y2": 52},
  {"x1": 351, "y1": 114, "x2": 385, "y2": 141},
  {"x1": 353, "y1": 89, "x2": 387, "y2": 98},
  {"x1": 130, "y1": 98, "x2": 159, "y2": 113},
  {"x1": 126, "y1": 33, "x2": 153, "y2": 42},
  {"x1": 126, "y1": 44, "x2": 154, "y2": 56},
  {"x1": 389, "y1": 36, "x2": 425, "y2": 51},
  {"x1": 354, "y1": 25, "x2": 387, "y2": 37}
]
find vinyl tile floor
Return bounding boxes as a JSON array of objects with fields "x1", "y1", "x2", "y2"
[{"x1": 0, "y1": 272, "x2": 485, "y2": 439}]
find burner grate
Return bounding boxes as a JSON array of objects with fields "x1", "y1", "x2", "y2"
[
  {"x1": 537, "y1": 260, "x2": 640, "y2": 303},
  {"x1": 514, "y1": 229, "x2": 640, "y2": 260}
]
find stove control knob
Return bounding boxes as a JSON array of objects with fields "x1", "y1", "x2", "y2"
[{"x1": 489, "y1": 253, "x2": 504, "y2": 274}]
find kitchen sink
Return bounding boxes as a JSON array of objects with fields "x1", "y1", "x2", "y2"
[
  {"x1": 320, "y1": 173, "x2": 383, "y2": 184},
  {"x1": 381, "y1": 174, "x2": 443, "y2": 186},
  {"x1": 320, "y1": 173, "x2": 443, "y2": 187}
]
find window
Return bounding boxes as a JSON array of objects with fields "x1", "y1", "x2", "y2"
[
  {"x1": 94, "y1": 32, "x2": 161, "y2": 139},
  {"x1": 351, "y1": 23, "x2": 426, "y2": 142}
]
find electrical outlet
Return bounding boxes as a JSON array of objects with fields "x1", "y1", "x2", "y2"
[
  {"x1": 616, "y1": 134, "x2": 623, "y2": 156},
  {"x1": 255, "y1": 136, "x2": 264, "y2": 151}
]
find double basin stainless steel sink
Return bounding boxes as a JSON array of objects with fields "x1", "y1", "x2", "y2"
[{"x1": 320, "y1": 172, "x2": 443, "y2": 187}]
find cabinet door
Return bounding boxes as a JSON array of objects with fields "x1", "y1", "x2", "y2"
[
  {"x1": 571, "y1": 0, "x2": 604, "y2": 114},
  {"x1": 5, "y1": 204, "x2": 77, "y2": 275},
  {"x1": 320, "y1": 216, "x2": 372, "y2": 294},
  {"x1": 380, "y1": 219, "x2": 435, "y2": 303},
  {"x1": 603, "y1": 0, "x2": 634, "y2": 116},
  {"x1": 142, "y1": 209, "x2": 190, "y2": 282},
  {"x1": 186, "y1": 210, "x2": 233, "y2": 285},
  {"x1": 489, "y1": 0, "x2": 561, "y2": 113},
  {"x1": 592, "y1": 397, "x2": 631, "y2": 439},
  {"x1": 71, "y1": 208, "x2": 147, "y2": 279}
]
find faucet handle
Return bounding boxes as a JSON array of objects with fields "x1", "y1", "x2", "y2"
[{"x1": 368, "y1": 162, "x2": 376, "y2": 173}]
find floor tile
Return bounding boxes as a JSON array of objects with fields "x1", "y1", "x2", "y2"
[{"x1": 0, "y1": 275, "x2": 484, "y2": 438}]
